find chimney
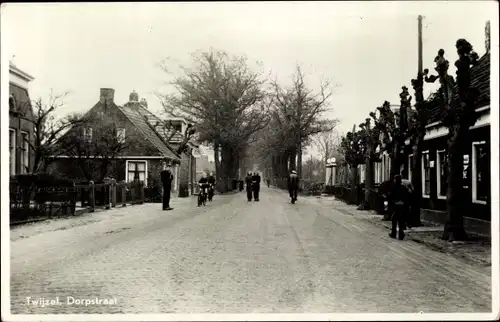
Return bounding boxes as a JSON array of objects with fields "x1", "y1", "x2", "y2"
[
  {"x1": 140, "y1": 98, "x2": 148, "y2": 108},
  {"x1": 129, "y1": 90, "x2": 139, "y2": 102},
  {"x1": 100, "y1": 88, "x2": 115, "y2": 104},
  {"x1": 485, "y1": 21, "x2": 490, "y2": 53}
]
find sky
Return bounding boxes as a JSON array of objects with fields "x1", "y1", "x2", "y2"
[{"x1": 2, "y1": 1, "x2": 497, "y2": 159}]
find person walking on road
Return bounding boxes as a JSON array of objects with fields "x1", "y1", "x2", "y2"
[
  {"x1": 252, "y1": 172, "x2": 261, "y2": 201},
  {"x1": 388, "y1": 174, "x2": 409, "y2": 240},
  {"x1": 245, "y1": 171, "x2": 253, "y2": 201},
  {"x1": 288, "y1": 170, "x2": 299, "y2": 204},
  {"x1": 160, "y1": 160, "x2": 174, "y2": 211}
]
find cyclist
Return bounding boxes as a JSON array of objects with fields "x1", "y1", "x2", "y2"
[
  {"x1": 198, "y1": 174, "x2": 209, "y2": 206},
  {"x1": 207, "y1": 172, "x2": 216, "y2": 201},
  {"x1": 288, "y1": 170, "x2": 299, "y2": 204}
]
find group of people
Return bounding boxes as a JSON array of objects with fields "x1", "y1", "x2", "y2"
[
  {"x1": 198, "y1": 172, "x2": 216, "y2": 205},
  {"x1": 245, "y1": 171, "x2": 261, "y2": 201}
]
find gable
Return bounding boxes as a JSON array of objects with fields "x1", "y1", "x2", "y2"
[{"x1": 118, "y1": 105, "x2": 180, "y2": 160}]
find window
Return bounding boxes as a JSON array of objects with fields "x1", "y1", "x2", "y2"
[
  {"x1": 375, "y1": 161, "x2": 382, "y2": 184},
  {"x1": 9, "y1": 95, "x2": 16, "y2": 111},
  {"x1": 127, "y1": 161, "x2": 147, "y2": 185},
  {"x1": 9, "y1": 129, "x2": 16, "y2": 176},
  {"x1": 421, "y1": 151, "x2": 430, "y2": 197},
  {"x1": 20, "y1": 132, "x2": 29, "y2": 174},
  {"x1": 472, "y1": 141, "x2": 489, "y2": 204},
  {"x1": 83, "y1": 127, "x2": 93, "y2": 142},
  {"x1": 436, "y1": 150, "x2": 447, "y2": 199},
  {"x1": 463, "y1": 154, "x2": 470, "y2": 189},
  {"x1": 408, "y1": 154, "x2": 414, "y2": 180},
  {"x1": 117, "y1": 128, "x2": 126, "y2": 144}
]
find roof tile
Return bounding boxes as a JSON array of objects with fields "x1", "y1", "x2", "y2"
[
  {"x1": 119, "y1": 105, "x2": 180, "y2": 161},
  {"x1": 425, "y1": 52, "x2": 490, "y2": 124}
]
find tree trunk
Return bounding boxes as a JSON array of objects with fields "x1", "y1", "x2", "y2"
[
  {"x1": 360, "y1": 149, "x2": 374, "y2": 210},
  {"x1": 221, "y1": 144, "x2": 238, "y2": 192},
  {"x1": 442, "y1": 125, "x2": 468, "y2": 241},
  {"x1": 349, "y1": 164, "x2": 359, "y2": 204},
  {"x1": 289, "y1": 148, "x2": 297, "y2": 171},
  {"x1": 297, "y1": 143, "x2": 302, "y2": 179},
  {"x1": 390, "y1": 142, "x2": 401, "y2": 179},
  {"x1": 410, "y1": 140, "x2": 423, "y2": 227},
  {"x1": 214, "y1": 144, "x2": 220, "y2": 175}
]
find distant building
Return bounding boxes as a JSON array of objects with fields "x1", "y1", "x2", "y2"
[
  {"x1": 196, "y1": 154, "x2": 215, "y2": 181},
  {"x1": 9, "y1": 63, "x2": 35, "y2": 176}
]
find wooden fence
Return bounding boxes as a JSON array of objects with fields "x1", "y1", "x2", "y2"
[{"x1": 10, "y1": 178, "x2": 145, "y2": 225}]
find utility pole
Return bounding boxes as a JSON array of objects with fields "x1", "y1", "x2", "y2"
[{"x1": 418, "y1": 15, "x2": 423, "y2": 74}]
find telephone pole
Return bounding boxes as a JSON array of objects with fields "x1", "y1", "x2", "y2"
[{"x1": 418, "y1": 15, "x2": 423, "y2": 74}]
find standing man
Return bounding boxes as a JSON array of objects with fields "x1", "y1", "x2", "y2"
[
  {"x1": 288, "y1": 170, "x2": 299, "y2": 204},
  {"x1": 245, "y1": 171, "x2": 253, "y2": 202},
  {"x1": 161, "y1": 160, "x2": 174, "y2": 211},
  {"x1": 388, "y1": 175, "x2": 409, "y2": 240},
  {"x1": 252, "y1": 172, "x2": 261, "y2": 201}
]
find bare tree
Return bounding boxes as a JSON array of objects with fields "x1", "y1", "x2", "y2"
[
  {"x1": 24, "y1": 91, "x2": 86, "y2": 173},
  {"x1": 257, "y1": 65, "x2": 338, "y2": 185},
  {"x1": 313, "y1": 127, "x2": 341, "y2": 168},
  {"x1": 58, "y1": 117, "x2": 138, "y2": 182}
]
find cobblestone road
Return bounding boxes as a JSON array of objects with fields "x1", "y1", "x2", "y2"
[{"x1": 10, "y1": 187, "x2": 492, "y2": 314}]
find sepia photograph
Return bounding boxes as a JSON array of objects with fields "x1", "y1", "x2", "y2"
[{"x1": 1, "y1": 1, "x2": 498, "y2": 321}]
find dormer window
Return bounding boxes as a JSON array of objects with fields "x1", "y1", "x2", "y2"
[
  {"x1": 83, "y1": 127, "x2": 93, "y2": 143},
  {"x1": 9, "y1": 95, "x2": 16, "y2": 111},
  {"x1": 117, "y1": 128, "x2": 126, "y2": 144}
]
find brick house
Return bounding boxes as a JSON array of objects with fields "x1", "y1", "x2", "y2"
[
  {"x1": 48, "y1": 89, "x2": 182, "y2": 192},
  {"x1": 8, "y1": 63, "x2": 35, "y2": 176}
]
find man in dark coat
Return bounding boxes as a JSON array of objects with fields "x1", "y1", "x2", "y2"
[
  {"x1": 288, "y1": 170, "x2": 299, "y2": 203},
  {"x1": 252, "y1": 172, "x2": 261, "y2": 201},
  {"x1": 207, "y1": 172, "x2": 216, "y2": 201},
  {"x1": 388, "y1": 175, "x2": 409, "y2": 240},
  {"x1": 245, "y1": 171, "x2": 253, "y2": 201},
  {"x1": 160, "y1": 161, "x2": 174, "y2": 210}
]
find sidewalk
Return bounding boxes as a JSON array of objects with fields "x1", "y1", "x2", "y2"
[
  {"x1": 314, "y1": 195, "x2": 491, "y2": 267},
  {"x1": 10, "y1": 195, "x2": 195, "y2": 242}
]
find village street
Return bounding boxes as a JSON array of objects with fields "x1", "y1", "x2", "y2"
[{"x1": 10, "y1": 187, "x2": 491, "y2": 314}]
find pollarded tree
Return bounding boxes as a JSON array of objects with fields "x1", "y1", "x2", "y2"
[
  {"x1": 371, "y1": 89, "x2": 411, "y2": 181},
  {"x1": 157, "y1": 49, "x2": 270, "y2": 192},
  {"x1": 357, "y1": 117, "x2": 381, "y2": 210},
  {"x1": 425, "y1": 41, "x2": 481, "y2": 241},
  {"x1": 339, "y1": 125, "x2": 365, "y2": 204}
]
